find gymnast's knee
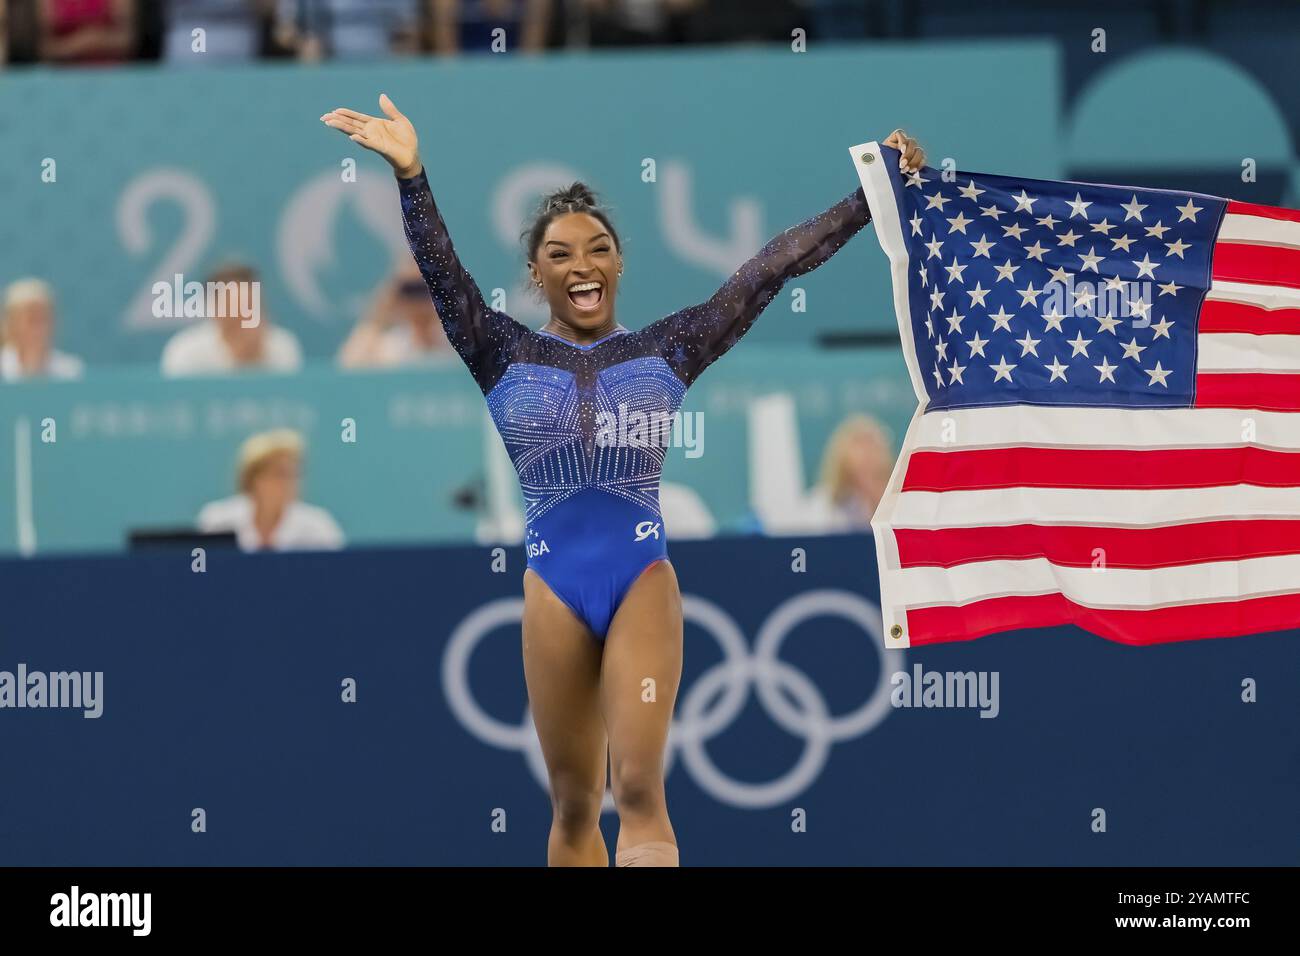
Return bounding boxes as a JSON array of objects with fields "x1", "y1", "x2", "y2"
[
  {"x1": 610, "y1": 763, "x2": 666, "y2": 820},
  {"x1": 549, "y1": 777, "x2": 603, "y2": 836}
]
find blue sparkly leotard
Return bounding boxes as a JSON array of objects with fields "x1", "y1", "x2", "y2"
[{"x1": 398, "y1": 169, "x2": 872, "y2": 639}]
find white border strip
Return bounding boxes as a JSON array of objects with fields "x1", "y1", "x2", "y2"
[
  {"x1": 870, "y1": 407, "x2": 922, "y2": 649},
  {"x1": 849, "y1": 141, "x2": 926, "y2": 404},
  {"x1": 14, "y1": 417, "x2": 36, "y2": 557},
  {"x1": 850, "y1": 140, "x2": 927, "y2": 649}
]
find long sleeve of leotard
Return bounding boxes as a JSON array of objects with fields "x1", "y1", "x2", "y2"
[
  {"x1": 648, "y1": 184, "x2": 873, "y2": 386},
  {"x1": 397, "y1": 168, "x2": 527, "y2": 394}
]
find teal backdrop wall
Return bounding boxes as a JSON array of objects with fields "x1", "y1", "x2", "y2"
[
  {"x1": 6, "y1": 40, "x2": 1299, "y2": 555},
  {"x1": 0, "y1": 348, "x2": 917, "y2": 555},
  {"x1": 0, "y1": 44, "x2": 1062, "y2": 366}
]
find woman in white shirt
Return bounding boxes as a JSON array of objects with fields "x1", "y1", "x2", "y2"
[
  {"x1": 1, "y1": 278, "x2": 85, "y2": 382},
  {"x1": 804, "y1": 414, "x2": 895, "y2": 532},
  {"x1": 160, "y1": 262, "x2": 303, "y2": 378},
  {"x1": 198, "y1": 428, "x2": 345, "y2": 551}
]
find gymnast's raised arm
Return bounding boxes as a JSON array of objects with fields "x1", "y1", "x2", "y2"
[
  {"x1": 649, "y1": 129, "x2": 926, "y2": 386},
  {"x1": 321, "y1": 94, "x2": 526, "y2": 393}
]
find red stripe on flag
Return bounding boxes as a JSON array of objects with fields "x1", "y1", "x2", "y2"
[
  {"x1": 895, "y1": 520, "x2": 1300, "y2": 569},
  {"x1": 1194, "y1": 373, "x2": 1300, "y2": 411},
  {"x1": 1211, "y1": 242, "x2": 1300, "y2": 289},
  {"x1": 1201, "y1": 299, "x2": 1300, "y2": 334},
  {"x1": 901, "y1": 446, "x2": 1300, "y2": 492},
  {"x1": 1226, "y1": 200, "x2": 1300, "y2": 224},
  {"x1": 905, "y1": 591, "x2": 1300, "y2": 646}
]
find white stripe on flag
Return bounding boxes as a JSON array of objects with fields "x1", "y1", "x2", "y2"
[
  {"x1": 1197, "y1": 332, "x2": 1300, "y2": 371},
  {"x1": 1219, "y1": 212, "x2": 1300, "y2": 250},
  {"x1": 888, "y1": 553, "x2": 1300, "y2": 610},
  {"x1": 1206, "y1": 279, "x2": 1300, "y2": 311},
  {"x1": 851, "y1": 139, "x2": 930, "y2": 647},
  {"x1": 905, "y1": 405, "x2": 1300, "y2": 451},
  {"x1": 889, "y1": 485, "x2": 1300, "y2": 529}
]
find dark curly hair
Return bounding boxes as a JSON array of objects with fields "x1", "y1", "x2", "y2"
[{"x1": 520, "y1": 182, "x2": 622, "y2": 300}]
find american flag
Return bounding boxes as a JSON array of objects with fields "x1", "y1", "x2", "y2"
[{"x1": 850, "y1": 141, "x2": 1300, "y2": 648}]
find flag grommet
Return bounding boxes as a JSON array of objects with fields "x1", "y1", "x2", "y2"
[
  {"x1": 861, "y1": 152, "x2": 875, "y2": 165},
  {"x1": 890, "y1": 624, "x2": 903, "y2": 639}
]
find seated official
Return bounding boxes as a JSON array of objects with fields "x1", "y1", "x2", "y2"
[
  {"x1": 161, "y1": 262, "x2": 303, "y2": 377},
  {"x1": 1, "y1": 278, "x2": 85, "y2": 382},
  {"x1": 197, "y1": 429, "x2": 344, "y2": 551}
]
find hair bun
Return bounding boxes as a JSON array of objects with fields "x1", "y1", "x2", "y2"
[{"x1": 545, "y1": 181, "x2": 598, "y2": 212}]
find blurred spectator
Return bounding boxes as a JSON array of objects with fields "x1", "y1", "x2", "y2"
[
  {"x1": 580, "y1": 0, "x2": 697, "y2": 47},
  {"x1": 164, "y1": 0, "x2": 274, "y2": 65},
  {"x1": 1, "y1": 278, "x2": 85, "y2": 381},
  {"x1": 37, "y1": 0, "x2": 136, "y2": 64},
  {"x1": 198, "y1": 429, "x2": 345, "y2": 551},
  {"x1": 273, "y1": 0, "x2": 418, "y2": 60},
  {"x1": 428, "y1": 0, "x2": 551, "y2": 54},
  {"x1": 161, "y1": 262, "x2": 303, "y2": 377},
  {"x1": 804, "y1": 414, "x2": 894, "y2": 531},
  {"x1": 337, "y1": 260, "x2": 452, "y2": 369}
]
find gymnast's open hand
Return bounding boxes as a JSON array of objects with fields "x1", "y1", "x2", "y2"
[
  {"x1": 883, "y1": 128, "x2": 926, "y2": 174},
  {"x1": 320, "y1": 94, "x2": 423, "y2": 180}
]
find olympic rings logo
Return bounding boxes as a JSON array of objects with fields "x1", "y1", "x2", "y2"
[{"x1": 441, "y1": 589, "x2": 906, "y2": 810}]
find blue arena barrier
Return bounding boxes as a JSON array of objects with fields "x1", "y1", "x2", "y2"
[{"x1": 1, "y1": 533, "x2": 1296, "y2": 866}]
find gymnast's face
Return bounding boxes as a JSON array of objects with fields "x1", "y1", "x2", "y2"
[{"x1": 532, "y1": 212, "x2": 621, "y2": 331}]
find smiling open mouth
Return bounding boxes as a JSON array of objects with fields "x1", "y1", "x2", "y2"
[{"x1": 567, "y1": 281, "x2": 604, "y2": 311}]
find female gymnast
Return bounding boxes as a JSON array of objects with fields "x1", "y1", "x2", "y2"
[{"x1": 321, "y1": 96, "x2": 925, "y2": 866}]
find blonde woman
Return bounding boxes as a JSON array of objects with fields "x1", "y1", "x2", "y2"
[
  {"x1": 1, "y1": 278, "x2": 84, "y2": 382},
  {"x1": 197, "y1": 429, "x2": 344, "y2": 552},
  {"x1": 809, "y1": 414, "x2": 895, "y2": 531}
]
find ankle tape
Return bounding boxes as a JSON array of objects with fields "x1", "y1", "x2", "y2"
[{"x1": 615, "y1": 841, "x2": 680, "y2": 867}]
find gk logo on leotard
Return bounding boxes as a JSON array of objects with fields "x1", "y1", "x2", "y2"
[
  {"x1": 441, "y1": 590, "x2": 905, "y2": 810},
  {"x1": 634, "y1": 521, "x2": 661, "y2": 542}
]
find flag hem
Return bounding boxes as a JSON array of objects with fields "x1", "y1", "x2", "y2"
[{"x1": 849, "y1": 140, "x2": 920, "y2": 649}]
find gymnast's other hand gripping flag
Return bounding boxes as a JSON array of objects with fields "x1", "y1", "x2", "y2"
[{"x1": 849, "y1": 141, "x2": 1300, "y2": 649}]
